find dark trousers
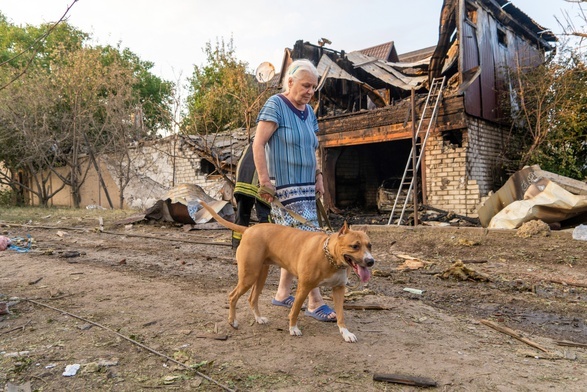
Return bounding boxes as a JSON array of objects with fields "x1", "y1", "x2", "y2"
[{"x1": 232, "y1": 195, "x2": 271, "y2": 249}]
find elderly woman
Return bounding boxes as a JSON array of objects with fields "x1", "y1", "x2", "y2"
[{"x1": 252, "y1": 59, "x2": 335, "y2": 322}]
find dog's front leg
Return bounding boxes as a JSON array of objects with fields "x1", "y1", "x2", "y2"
[
  {"x1": 332, "y1": 285, "x2": 357, "y2": 343},
  {"x1": 288, "y1": 286, "x2": 311, "y2": 336}
]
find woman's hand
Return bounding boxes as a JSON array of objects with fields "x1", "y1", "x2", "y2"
[
  {"x1": 259, "y1": 181, "x2": 276, "y2": 202},
  {"x1": 315, "y1": 173, "x2": 324, "y2": 197}
]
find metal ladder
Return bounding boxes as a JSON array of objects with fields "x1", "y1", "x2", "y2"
[{"x1": 387, "y1": 76, "x2": 446, "y2": 225}]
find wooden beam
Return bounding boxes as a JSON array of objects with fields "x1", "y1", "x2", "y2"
[{"x1": 373, "y1": 373, "x2": 437, "y2": 387}]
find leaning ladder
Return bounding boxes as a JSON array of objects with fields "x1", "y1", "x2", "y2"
[{"x1": 387, "y1": 76, "x2": 446, "y2": 225}]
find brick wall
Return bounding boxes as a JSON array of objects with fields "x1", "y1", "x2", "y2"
[
  {"x1": 424, "y1": 117, "x2": 507, "y2": 217},
  {"x1": 465, "y1": 117, "x2": 506, "y2": 196}
]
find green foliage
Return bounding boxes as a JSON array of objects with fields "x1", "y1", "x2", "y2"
[
  {"x1": 508, "y1": 48, "x2": 587, "y2": 181},
  {"x1": 10, "y1": 356, "x2": 33, "y2": 375},
  {"x1": 0, "y1": 13, "x2": 87, "y2": 71},
  {"x1": 183, "y1": 37, "x2": 270, "y2": 135},
  {"x1": 100, "y1": 45, "x2": 175, "y2": 133},
  {"x1": 0, "y1": 187, "x2": 15, "y2": 206},
  {"x1": 539, "y1": 55, "x2": 587, "y2": 180},
  {"x1": 0, "y1": 13, "x2": 176, "y2": 206},
  {"x1": 0, "y1": 13, "x2": 174, "y2": 136}
]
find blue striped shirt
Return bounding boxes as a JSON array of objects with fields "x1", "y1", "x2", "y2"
[{"x1": 256, "y1": 94, "x2": 319, "y2": 187}]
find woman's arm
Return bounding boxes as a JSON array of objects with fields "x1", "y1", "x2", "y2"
[{"x1": 253, "y1": 120, "x2": 278, "y2": 202}]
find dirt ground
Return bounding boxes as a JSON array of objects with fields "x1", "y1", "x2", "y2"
[{"x1": 1, "y1": 207, "x2": 587, "y2": 392}]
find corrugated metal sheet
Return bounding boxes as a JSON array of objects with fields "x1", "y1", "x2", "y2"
[
  {"x1": 346, "y1": 51, "x2": 428, "y2": 91},
  {"x1": 316, "y1": 54, "x2": 363, "y2": 84},
  {"x1": 316, "y1": 54, "x2": 388, "y2": 106},
  {"x1": 479, "y1": 14, "x2": 497, "y2": 121},
  {"x1": 387, "y1": 57, "x2": 432, "y2": 69}
]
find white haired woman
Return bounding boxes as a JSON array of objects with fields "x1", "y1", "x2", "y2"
[{"x1": 252, "y1": 59, "x2": 335, "y2": 322}]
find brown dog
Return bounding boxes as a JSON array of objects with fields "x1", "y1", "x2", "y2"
[{"x1": 199, "y1": 201, "x2": 374, "y2": 343}]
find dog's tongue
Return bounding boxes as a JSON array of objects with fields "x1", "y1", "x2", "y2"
[{"x1": 356, "y1": 265, "x2": 371, "y2": 283}]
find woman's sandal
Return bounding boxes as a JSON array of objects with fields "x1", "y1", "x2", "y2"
[
  {"x1": 304, "y1": 304, "x2": 337, "y2": 322},
  {"x1": 271, "y1": 295, "x2": 295, "y2": 308}
]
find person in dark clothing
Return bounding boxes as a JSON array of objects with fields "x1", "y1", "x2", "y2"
[{"x1": 232, "y1": 143, "x2": 271, "y2": 249}]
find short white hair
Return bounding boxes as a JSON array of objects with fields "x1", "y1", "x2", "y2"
[{"x1": 282, "y1": 59, "x2": 319, "y2": 93}]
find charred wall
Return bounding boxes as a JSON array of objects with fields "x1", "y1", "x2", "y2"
[
  {"x1": 331, "y1": 140, "x2": 412, "y2": 210},
  {"x1": 461, "y1": 0, "x2": 552, "y2": 122}
]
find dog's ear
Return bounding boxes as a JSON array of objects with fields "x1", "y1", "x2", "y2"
[{"x1": 338, "y1": 221, "x2": 349, "y2": 235}]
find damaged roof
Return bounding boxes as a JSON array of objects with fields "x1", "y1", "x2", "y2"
[
  {"x1": 346, "y1": 51, "x2": 428, "y2": 91},
  {"x1": 494, "y1": 0, "x2": 557, "y2": 46},
  {"x1": 359, "y1": 41, "x2": 399, "y2": 62},
  {"x1": 398, "y1": 45, "x2": 437, "y2": 63}
]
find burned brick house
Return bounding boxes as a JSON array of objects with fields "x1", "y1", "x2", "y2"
[{"x1": 279, "y1": 0, "x2": 556, "y2": 221}]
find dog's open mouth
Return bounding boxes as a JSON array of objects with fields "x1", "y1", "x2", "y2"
[{"x1": 344, "y1": 255, "x2": 372, "y2": 283}]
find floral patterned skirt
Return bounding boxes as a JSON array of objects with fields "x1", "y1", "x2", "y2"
[{"x1": 271, "y1": 183, "x2": 321, "y2": 232}]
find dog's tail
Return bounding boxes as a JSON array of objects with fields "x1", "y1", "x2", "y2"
[{"x1": 199, "y1": 201, "x2": 248, "y2": 234}]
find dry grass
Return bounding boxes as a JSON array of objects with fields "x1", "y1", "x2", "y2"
[{"x1": 0, "y1": 206, "x2": 136, "y2": 227}]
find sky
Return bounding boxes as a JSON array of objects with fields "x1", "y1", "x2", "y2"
[{"x1": 0, "y1": 0, "x2": 577, "y2": 83}]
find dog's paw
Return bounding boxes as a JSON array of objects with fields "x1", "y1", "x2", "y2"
[
  {"x1": 340, "y1": 328, "x2": 357, "y2": 343},
  {"x1": 229, "y1": 319, "x2": 239, "y2": 329},
  {"x1": 289, "y1": 325, "x2": 303, "y2": 336},
  {"x1": 255, "y1": 316, "x2": 269, "y2": 324}
]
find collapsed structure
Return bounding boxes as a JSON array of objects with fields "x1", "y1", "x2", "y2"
[{"x1": 275, "y1": 0, "x2": 556, "y2": 222}]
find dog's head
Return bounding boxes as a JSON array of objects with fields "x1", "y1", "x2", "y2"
[{"x1": 334, "y1": 222, "x2": 375, "y2": 283}]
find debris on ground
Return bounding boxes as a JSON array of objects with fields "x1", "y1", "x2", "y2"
[
  {"x1": 4, "y1": 381, "x2": 32, "y2": 392},
  {"x1": 62, "y1": 364, "x2": 81, "y2": 377},
  {"x1": 439, "y1": 260, "x2": 491, "y2": 282},
  {"x1": 58, "y1": 250, "x2": 82, "y2": 258},
  {"x1": 516, "y1": 220, "x2": 551, "y2": 238},
  {"x1": 573, "y1": 224, "x2": 587, "y2": 241},
  {"x1": 373, "y1": 373, "x2": 437, "y2": 387},
  {"x1": 120, "y1": 183, "x2": 235, "y2": 230},
  {"x1": 479, "y1": 165, "x2": 587, "y2": 229},
  {"x1": 480, "y1": 319, "x2": 550, "y2": 353},
  {"x1": 344, "y1": 288, "x2": 376, "y2": 299},
  {"x1": 0, "y1": 235, "x2": 11, "y2": 251},
  {"x1": 403, "y1": 288, "x2": 424, "y2": 295},
  {"x1": 395, "y1": 254, "x2": 432, "y2": 271},
  {"x1": 455, "y1": 238, "x2": 481, "y2": 246},
  {"x1": 0, "y1": 235, "x2": 34, "y2": 252}
]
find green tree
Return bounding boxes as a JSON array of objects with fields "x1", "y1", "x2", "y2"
[
  {"x1": 505, "y1": 26, "x2": 587, "y2": 180},
  {"x1": 0, "y1": 15, "x2": 175, "y2": 206},
  {"x1": 0, "y1": 11, "x2": 87, "y2": 87},
  {"x1": 100, "y1": 45, "x2": 174, "y2": 133},
  {"x1": 533, "y1": 55, "x2": 587, "y2": 179},
  {"x1": 183, "y1": 37, "x2": 269, "y2": 135},
  {"x1": 0, "y1": 66, "x2": 67, "y2": 206}
]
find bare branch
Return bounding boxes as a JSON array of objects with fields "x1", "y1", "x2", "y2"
[{"x1": 0, "y1": 0, "x2": 80, "y2": 91}]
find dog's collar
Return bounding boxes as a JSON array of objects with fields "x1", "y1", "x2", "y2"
[{"x1": 323, "y1": 236, "x2": 346, "y2": 269}]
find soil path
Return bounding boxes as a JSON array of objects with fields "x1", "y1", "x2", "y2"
[{"x1": 1, "y1": 214, "x2": 587, "y2": 391}]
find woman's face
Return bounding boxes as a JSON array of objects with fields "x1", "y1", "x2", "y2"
[{"x1": 288, "y1": 70, "x2": 318, "y2": 106}]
